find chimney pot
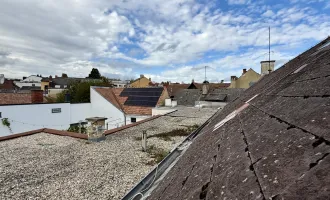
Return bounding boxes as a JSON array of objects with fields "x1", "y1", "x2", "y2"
[{"x1": 31, "y1": 90, "x2": 43, "y2": 103}]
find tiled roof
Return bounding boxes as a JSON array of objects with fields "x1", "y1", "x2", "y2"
[
  {"x1": 166, "y1": 83, "x2": 230, "y2": 97},
  {"x1": 166, "y1": 84, "x2": 191, "y2": 97},
  {"x1": 0, "y1": 93, "x2": 31, "y2": 105},
  {"x1": 0, "y1": 79, "x2": 19, "y2": 90},
  {"x1": 145, "y1": 37, "x2": 330, "y2": 199},
  {"x1": 95, "y1": 87, "x2": 159, "y2": 115}
]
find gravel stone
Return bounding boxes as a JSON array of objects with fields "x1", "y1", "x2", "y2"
[{"x1": 0, "y1": 107, "x2": 216, "y2": 200}]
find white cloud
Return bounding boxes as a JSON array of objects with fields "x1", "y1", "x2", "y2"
[
  {"x1": 262, "y1": 10, "x2": 275, "y2": 17},
  {"x1": 227, "y1": 0, "x2": 251, "y2": 5},
  {"x1": 0, "y1": 0, "x2": 330, "y2": 82}
]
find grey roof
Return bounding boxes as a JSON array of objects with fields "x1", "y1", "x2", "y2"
[
  {"x1": 0, "y1": 107, "x2": 217, "y2": 200},
  {"x1": 20, "y1": 86, "x2": 41, "y2": 90},
  {"x1": 174, "y1": 89, "x2": 202, "y2": 106},
  {"x1": 204, "y1": 88, "x2": 245, "y2": 102},
  {"x1": 146, "y1": 37, "x2": 330, "y2": 199},
  {"x1": 174, "y1": 88, "x2": 245, "y2": 105}
]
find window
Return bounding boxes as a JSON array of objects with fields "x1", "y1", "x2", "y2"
[
  {"x1": 32, "y1": 84, "x2": 35, "y2": 86},
  {"x1": 0, "y1": 112, "x2": 2, "y2": 118},
  {"x1": 131, "y1": 117, "x2": 136, "y2": 123}
]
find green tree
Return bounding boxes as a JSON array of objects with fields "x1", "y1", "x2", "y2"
[
  {"x1": 56, "y1": 80, "x2": 110, "y2": 103},
  {"x1": 88, "y1": 68, "x2": 101, "y2": 79}
]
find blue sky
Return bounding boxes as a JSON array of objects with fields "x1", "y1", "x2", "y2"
[{"x1": 0, "y1": 0, "x2": 329, "y2": 83}]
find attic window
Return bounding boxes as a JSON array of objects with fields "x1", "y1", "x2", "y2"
[{"x1": 293, "y1": 64, "x2": 308, "y2": 74}]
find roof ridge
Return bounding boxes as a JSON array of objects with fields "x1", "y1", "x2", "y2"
[{"x1": 110, "y1": 88, "x2": 126, "y2": 114}]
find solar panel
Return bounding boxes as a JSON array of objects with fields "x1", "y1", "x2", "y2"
[
  {"x1": 120, "y1": 88, "x2": 164, "y2": 107},
  {"x1": 120, "y1": 88, "x2": 163, "y2": 97}
]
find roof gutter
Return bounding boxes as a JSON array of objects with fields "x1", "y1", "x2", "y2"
[{"x1": 121, "y1": 110, "x2": 219, "y2": 200}]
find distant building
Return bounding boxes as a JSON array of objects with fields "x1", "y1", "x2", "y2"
[
  {"x1": 94, "y1": 87, "x2": 169, "y2": 124},
  {"x1": 166, "y1": 81, "x2": 230, "y2": 99},
  {"x1": 14, "y1": 75, "x2": 42, "y2": 88},
  {"x1": 0, "y1": 74, "x2": 19, "y2": 92},
  {"x1": 130, "y1": 75, "x2": 151, "y2": 88},
  {"x1": 112, "y1": 80, "x2": 129, "y2": 88},
  {"x1": 229, "y1": 60, "x2": 275, "y2": 88}
]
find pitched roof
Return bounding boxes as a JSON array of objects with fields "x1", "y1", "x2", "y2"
[
  {"x1": 0, "y1": 93, "x2": 32, "y2": 105},
  {"x1": 141, "y1": 37, "x2": 330, "y2": 199},
  {"x1": 204, "y1": 88, "x2": 245, "y2": 102},
  {"x1": 166, "y1": 84, "x2": 191, "y2": 97},
  {"x1": 95, "y1": 87, "x2": 165, "y2": 115},
  {"x1": 0, "y1": 79, "x2": 19, "y2": 91},
  {"x1": 167, "y1": 83, "x2": 230, "y2": 98}
]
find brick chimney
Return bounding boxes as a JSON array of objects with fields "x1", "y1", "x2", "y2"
[
  {"x1": 31, "y1": 90, "x2": 43, "y2": 103},
  {"x1": 242, "y1": 69, "x2": 247, "y2": 75},
  {"x1": 140, "y1": 74, "x2": 144, "y2": 78},
  {"x1": 49, "y1": 75, "x2": 52, "y2": 80},
  {"x1": 230, "y1": 76, "x2": 238, "y2": 88}
]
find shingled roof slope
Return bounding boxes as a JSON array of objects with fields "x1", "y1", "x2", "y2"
[{"x1": 147, "y1": 37, "x2": 330, "y2": 199}]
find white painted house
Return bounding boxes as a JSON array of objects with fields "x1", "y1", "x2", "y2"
[
  {"x1": 14, "y1": 75, "x2": 42, "y2": 88},
  {"x1": 0, "y1": 86, "x2": 169, "y2": 137}
]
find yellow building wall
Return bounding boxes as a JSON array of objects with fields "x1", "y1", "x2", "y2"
[
  {"x1": 41, "y1": 81, "x2": 49, "y2": 91},
  {"x1": 130, "y1": 77, "x2": 150, "y2": 88},
  {"x1": 229, "y1": 69, "x2": 261, "y2": 89}
]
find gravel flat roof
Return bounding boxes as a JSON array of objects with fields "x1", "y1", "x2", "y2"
[{"x1": 0, "y1": 107, "x2": 217, "y2": 200}]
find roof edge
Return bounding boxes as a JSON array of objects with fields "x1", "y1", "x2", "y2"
[
  {"x1": 0, "y1": 128, "x2": 87, "y2": 142},
  {"x1": 104, "y1": 115, "x2": 162, "y2": 135}
]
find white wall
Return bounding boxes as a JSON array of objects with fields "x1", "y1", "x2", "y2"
[
  {"x1": 0, "y1": 103, "x2": 71, "y2": 137},
  {"x1": 14, "y1": 82, "x2": 41, "y2": 88},
  {"x1": 70, "y1": 103, "x2": 92, "y2": 124},
  {"x1": 0, "y1": 87, "x2": 152, "y2": 137},
  {"x1": 22, "y1": 75, "x2": 42, "y2": 82},
  {"x1": 90, "y1": 87, "x2": 126, "y2": 130},
  {"x1": 126, "y1": 115, "x2": 150, "y2": 125}
]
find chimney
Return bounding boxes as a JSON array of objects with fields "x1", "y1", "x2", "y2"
[
  {"x1": 149, "y1": 78, "x2": 151, "y2": 81},
  {"x1": 230, "y1": 76, "x2": 237, "y2": 88},
  {"x1": 202, "y1": 81, "x2": 209, "y2": 95},
  {"x1": 140, "y1": 74, "x2": 144, "y2": 78},
  {"x1": 261, "y1": 60, "x2": 275, "y2": 75},
  {"x1": 220, "y1": 80, "x2": 224, "y2": 83},
  {"x1": 85, "y1": 117, "x2": 107, "y2": 142},
  {"x1": 49, "y1": 75, "x2": 52, "y2": 80},
  {"x1": 31, "y1": 90, "x2": 43, "y2": 103},
  {"x1": 55, "y1": 75, "x2": 58, "y2": 78},
  {"x1": 242, "y1": 69, "x2": 247, "y2": 75}
]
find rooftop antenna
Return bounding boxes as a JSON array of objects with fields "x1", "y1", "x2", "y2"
[
  {"x1": 268, "y1": 26, "x2": 271, "y2": 73},
  {"x1": 205, "y1": 66, "x2": 207, "y2": 82}
]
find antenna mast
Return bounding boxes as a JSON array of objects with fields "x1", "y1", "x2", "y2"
[
  {"x1": 268, "y1": 26, "x2": 271, "y2": 72},
  {"x1": 205, "y1": 66, "x2": 207, "y2": 81}
]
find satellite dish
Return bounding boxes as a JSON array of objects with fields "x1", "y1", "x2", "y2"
[{"x1": 0, "y1": 74, "x2": 4, "y2": 84}]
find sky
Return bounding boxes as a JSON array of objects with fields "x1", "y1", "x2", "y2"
[{"x1": 0, "y1": 0, "x2": 329, "y2": 83}]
